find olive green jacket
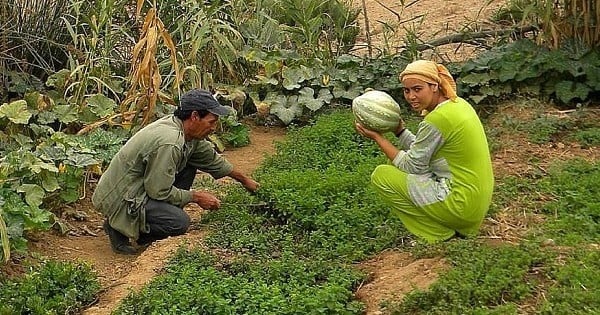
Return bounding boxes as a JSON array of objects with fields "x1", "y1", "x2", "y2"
[{"x1": 92, "y1": 115, "x2": 233, "y2": 239}]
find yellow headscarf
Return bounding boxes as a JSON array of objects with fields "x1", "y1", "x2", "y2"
[{"x1": 399, "y1": 60, "x2": 458, "y2": 101}]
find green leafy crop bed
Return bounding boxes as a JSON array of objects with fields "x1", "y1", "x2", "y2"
[
  {"x1": 114, "y1": 107, "x2": 600, "y2": 314},
  {"x1": 0, "y1": 261, "x2": 100, "y2": 314},
  {"x1": 114, "y1": 111, "x2": 411, "y2": 314},
  {"x1": 2, "y1": 102, "x2": 599, "y2": 313}
]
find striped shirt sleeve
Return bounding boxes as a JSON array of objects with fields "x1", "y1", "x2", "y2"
[{"x1": 392, "y1": 121, "x2": 445, "y2": 174}]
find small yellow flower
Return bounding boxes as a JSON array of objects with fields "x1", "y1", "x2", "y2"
[{"x1": 89, "y1": 164, "x2": 103, "y2": 176}]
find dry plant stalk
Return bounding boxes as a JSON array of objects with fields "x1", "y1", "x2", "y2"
[
  {"x1": 545, "y1": 0, "x2": 599, "y2": 48},
  {"x1": 120, "y1": 0, "x2": 181, "y2": 127},
  {"x1": 361, "y1": 0, "x2": 373, "y2": 58},
  {"x1": 0, "y1": 215, "x2": 9, "y2": 263},
  {"x1": 563, "y1": 0, "x2": 600, "y2": 46}
]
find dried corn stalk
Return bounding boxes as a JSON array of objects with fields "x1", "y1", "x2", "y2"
[
  {"x1": 120, "y1": 0, "x2": 181, "y2": 127},
  {"x1": 0, "y1": 214, "x2": 9, "y2": 263},
  {"x1": 537, "y1": 0, "x2": 600, "y2": 48}
]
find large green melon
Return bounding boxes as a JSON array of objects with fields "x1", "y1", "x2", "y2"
[{"x1": 352, "y1": 90, "x2": 402, "y2": 133}]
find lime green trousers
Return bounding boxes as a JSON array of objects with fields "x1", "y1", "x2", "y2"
[{"x1": 371, "y1": 164, "x2": 464, "y2": 243}]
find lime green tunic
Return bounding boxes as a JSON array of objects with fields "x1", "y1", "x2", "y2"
[{"x1": 371, "y1": 97, "x2": 494, "y2": 242}]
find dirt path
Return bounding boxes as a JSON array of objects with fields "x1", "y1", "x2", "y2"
[{"x1": 355, "y1": 251, "x2": 447, "y2": 314}]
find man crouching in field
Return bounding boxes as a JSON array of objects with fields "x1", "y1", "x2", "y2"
[{"x1": 92, "y1": 89, "x2": 259, "y2": 254}]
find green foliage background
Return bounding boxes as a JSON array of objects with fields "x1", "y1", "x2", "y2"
[
  {"x1": 0, "y1": 260, "x2": 100, "y2": 314},
  {"x1": 2, "y1": 0, "x2": 600, "y2": 312}
]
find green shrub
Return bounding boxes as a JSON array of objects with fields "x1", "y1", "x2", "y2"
[
  {"x1": 115, "y1": 248, "x2": 365, "y2": 314},
  {"x1": 116, "y1": 109, "x2": 414, "y2": 312},
  {"x1": 390, "y1": 241, "x2": 551, "y2": 314},
  {"x1": 458, "y1": 39, "x2": 600, "y2": 106},
  {"x1": 0, "y1": 260, "x2": 100, "y2": 314},
  {"x1": 538, "y1": 159, "x2": 600, "y2": 245},
  {"x1": 571, "y1": 127, "x2": 600, "y2": 148},
  {"x1": 525, "y1": 115, "x2": 574, "y2": 144},
  {"x1": 253, "y1": 110, "x2": 410, "y2": 260},
  {"x1": 539, "y1": 249, "x2": 600, "y2": 314}
]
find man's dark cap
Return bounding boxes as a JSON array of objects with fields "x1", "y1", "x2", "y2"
[{"x1": 179, "y1": 89, "x2": 232, "y2": 116}]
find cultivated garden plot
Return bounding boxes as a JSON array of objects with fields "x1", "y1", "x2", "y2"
[
  {"x1": 2, "y1": 104, "x2": 599, "y2": 314},
  {"x1": 2, "y1": 0, "x2": 600, "y2": 313},
  {"x1": 114, "y1": 107, "x2": 600, "y2": 314}
]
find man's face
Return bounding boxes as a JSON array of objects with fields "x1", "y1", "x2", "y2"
[{"x1": 189, "y1": 111, "x2": 219, "y2": 139}]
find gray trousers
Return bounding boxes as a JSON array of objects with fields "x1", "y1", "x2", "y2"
[{"x1": 137, "y1": 165, "x2": 196, "y2": 245}]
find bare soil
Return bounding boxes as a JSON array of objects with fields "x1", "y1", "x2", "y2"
[
  {"x1": 12, "y1": 1, "x2": 600, "y2": 315},
  {"x1": 353, "y1": 0, "x2": 508, "y2": 61},
  {"x1": 355, "y1": 251, "x2": 447, "y2": 314}
]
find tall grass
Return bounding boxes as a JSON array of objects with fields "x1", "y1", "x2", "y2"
[
  {"x1": 0, "y1": 0, "x2": 72, "y2": 76},
  {"x1": 170, "y1": 0, "x2": 243, "y2": 87},
  {"x1": 496, "y1": 0, "x2": 600, "y2": 48},
  {"x1": 0, "y1": 0, "x2": 136, "y2": 104}
]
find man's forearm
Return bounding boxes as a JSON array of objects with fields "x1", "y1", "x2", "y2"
[
  {"x1": 228, "y1": 168, "x2": 248, "y2": 183},
  {"x1": 228, "y1": 168, "x2": 259, "y2": 192}
]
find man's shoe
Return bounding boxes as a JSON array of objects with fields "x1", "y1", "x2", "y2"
[
  {"x1": 136, "y1": 233, "x2": 159, "y2": 248},
  {"x1": 103, "y1": 220, "x2": 138, "y2": 255}
]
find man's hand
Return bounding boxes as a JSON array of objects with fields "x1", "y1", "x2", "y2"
[
  {"x1": 192, "y1": 191, "x2": 221, "y2": 210},
  {"x1": 241, "y1": 178, "x2": 260, "y2": 193},
  {"x1": 228, "y1": 169, "x2": 260, "y2": 193}
]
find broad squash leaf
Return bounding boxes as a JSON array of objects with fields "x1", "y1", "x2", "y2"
[
  {"x1": 514, "y1": 65, "x2": 543, "y2": 82},
  {"x1": 23, "y1": 91, "x2": 40, "y2": 108},
  {"x1": 469, "y1": 94, "x2": 488, "y2": 104},
  {"x1": 270, "y1": 95, "x2": 302, "y2": 125},
  {"x1": 53, "y1": 104, "x2": 78, "y2": 124},
  {"x1": 582, "y1": 63, "x2": 600, "y2": 90},
  {"x1": 332, "y1": 81, "x2": 362, "y2": 100},
  {"x1": 17, "y1": 184, "x2": 45, "y2": 207},
  {"x1": 497, "y1": 63, "x2": 520, "y2": 82},
  {"x1": 66, "y1": 153, "x2": 99, "y2": 167},
  {"x1": 11, "y1": 133, "x2": 34, "y2": 148},
  {"x1": 0, "y1": 100, "x2": 32, "y2": 124},
  {"x1": 264, "y1": 60, "x2": 282, "y2": 78},
  {"x1": 37, "y1": 111, "x2": 58, "y2": 124},
  {"x1": 298, "y1": 87, "x2": 323, "y2": 112},
  {"x1": 318, "y1": 88, "x2": 333, "y2": 104},
  {"x1": 336, "y1": 54, "x2": 361, "y2": 66},
  {"x1": 282, "y1": 66, "x2": 305, "y2": 90},
  {"x1": 87, "y1": 94, "x2": 117, "y2": 118},
  {"x1": 20, "y1": 152, "x2": 59, "y2": 174},
  {"x1": 554, "y1": 81, "x2": 591, "y2": 103},
  {"x1": 41, "y1": 171, "x2": 60, "y2": 192},
  {"x1": 460, "y1": 73, "x2": 493, "y2": 87},
  {"x1": 46, "y1": 69, "x2": 71, "y2": 90},
  {"x1": 255, "y1": 75, "x2": 279, "y2": 86}
]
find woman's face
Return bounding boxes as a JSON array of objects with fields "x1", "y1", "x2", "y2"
[{"x1": 402, "y1": 78, "x2": 438, "y2": 113}]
